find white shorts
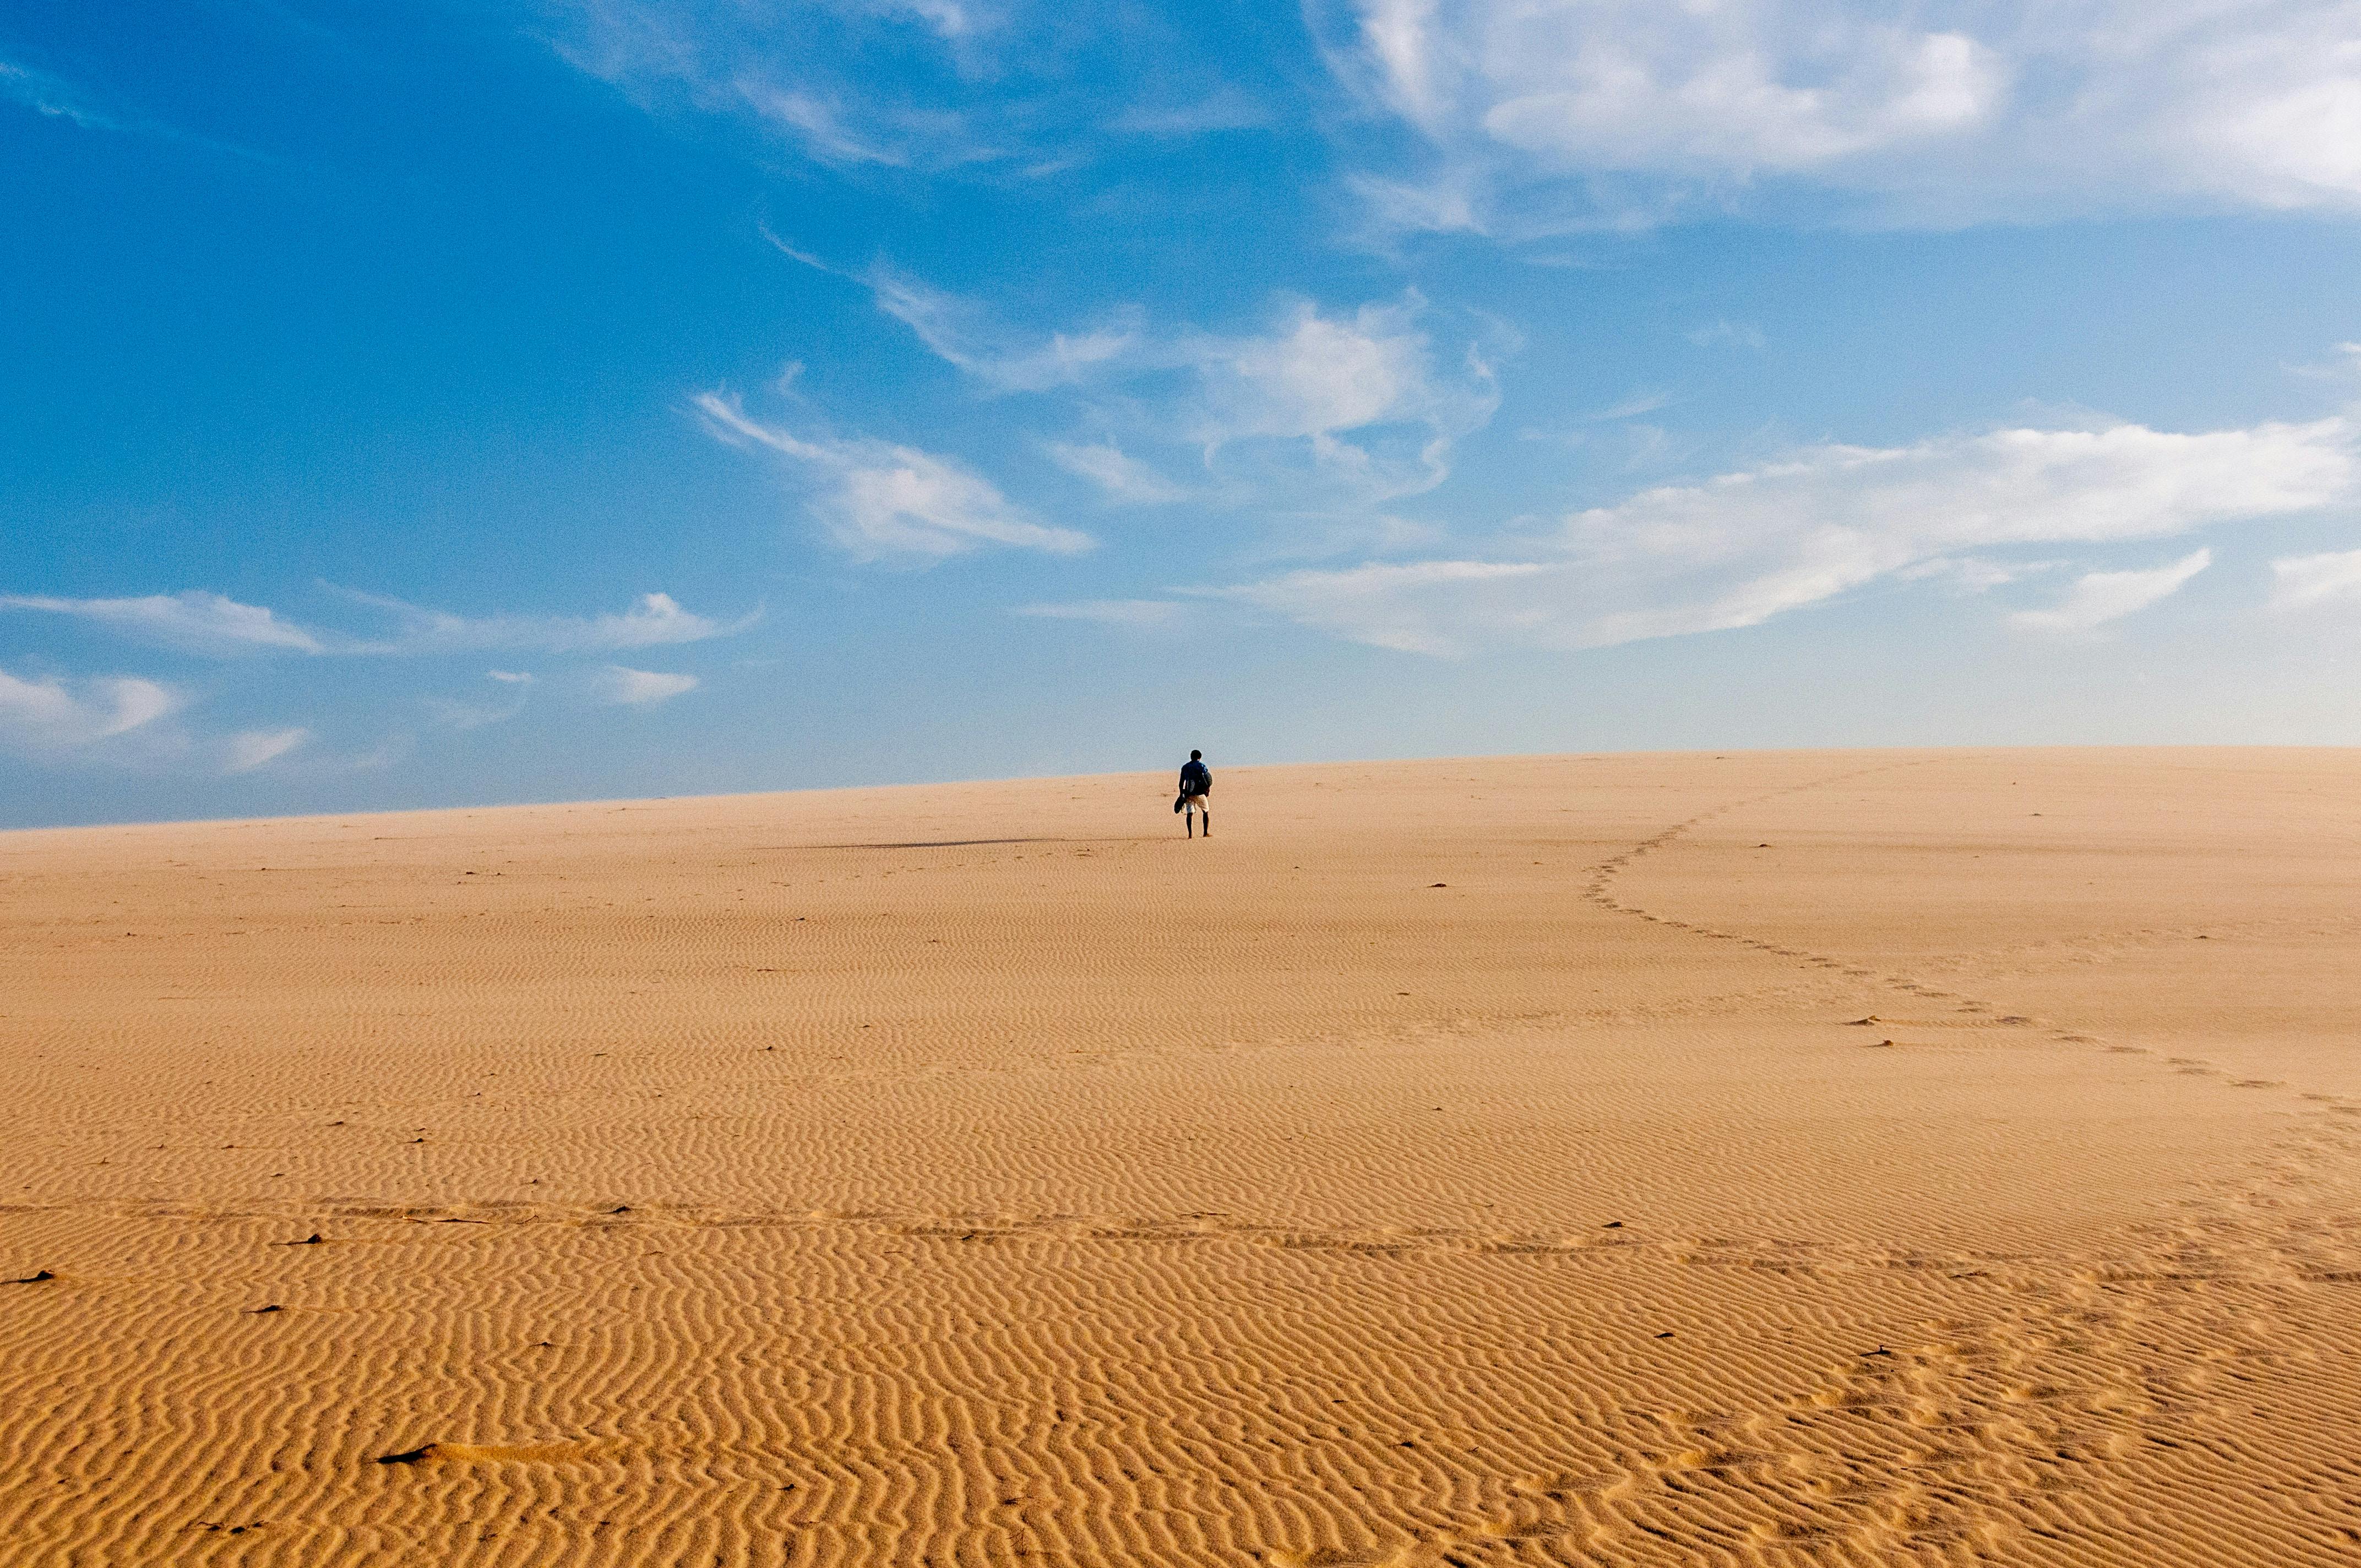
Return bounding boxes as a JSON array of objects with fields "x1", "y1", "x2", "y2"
[{"x1": 1182, "y1": 792, "x2": 1210, "y2": 814}]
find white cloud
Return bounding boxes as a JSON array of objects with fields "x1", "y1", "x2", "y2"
[
  {"x1": 2011, "y1": 548, "x2": 2212, "y2": 633},
  {"x1": 862, "y1": 263, "x2": 1139, "y2": 392},
  {"x1": 735, "y1": 81, "x2": 910, "y2": 167},
  {"x1": 1480, "y1": 19, "x2": 2001, "y2": 171},
  {"x1": 1188, "y1": 298, "x2": 1438, "y2": 441},
  {"x1": 423, "y1": 671, "x2": 537, "y2": 731},
  {"x1": 0, "y1": 666, "x2": 319, "y2": 773},
  {"x1": 594, "y1": 665, "x2": 700, "y2": 706},
  {"x1": 0, "y1": 58, "x2": 264, "y2": 161},
  {"x1": 1687, "y1": 320, "x2": 1766, "y2": 350},
  {"x1": 0, "y1": 587, "x2": 749, "y2": 657},
  {"x1": 1013, "y1": 598, "x2": 1188, "y2": 627},
  {"x1": 1346, "y1": 168, "x2": 1487, "y2": 235},
  {"x1": 2270, "y1": 547, "x2": 2361, "y2": 609},
  {"x1": 1214, "y1": 559, "x2": 1549, "y2": 656},
  {"x1": 1044, "y1": 440, "x2": 1187, "y2": 504},
  {"x1": 545, "y1": 0, "x2": 1009, "y2": 172},
  {"x1": 1, "y1": 59, "x2": 120, "y2": 130},
  {"x1": 783, "y1": 240, "x2": 1502, "y2": 503},
  {"x1": 329, "y1": 589, "x2": 751, "y2": 654},
  {"x1": 884, "y1": 0, "x2": 981, "y2": 41},
  {"x1": 0, "y1": 590, "x2": 324, "y2": 654},
  {"x1": 1319, "y1": 0, "x2": 2361, "y2": 230},
  {"x1": 1897, "y1": 555, "x2": 2061, "y2": 593},
  {"x1": 1112, "y1": 87, "x2": 1272, "y2": 137},
  {"x1": 1217, "y1": 414, "x2": 2355, "y2": 654},
  {"x1": 696, "y1": 393, "x2": 1094, "y2": 557},
  {"x1": 1172, "y1": 295, "x2": 1500, "y2": 499},
  {"x1": 0, "y1": 667, "x2": 181, "y2": 752},
  {"x1": 1592, "y1": 391, "x2": 1675, "y2": 421},
  {"x1": 222, "y1": 727, "x2": 309, "y2": 774},
  {"x1": 772, "y1": 233, "x2": 1503, "y2": 508}
]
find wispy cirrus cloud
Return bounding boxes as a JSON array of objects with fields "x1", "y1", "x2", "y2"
[
  {"x1": 1111, "y1": 86, "x2": 1272, "y2": 137},
  {"x1": 1214, "y1": 413, "x2": 2355, "y2": 655},
  {"x1": 2011, "y1": 548, "x2": 2213, "y2": 634},
  {"x1": 761, "y1": 231, "x2": 1141, "y2": 394},
  {"x1": 1174, "y1": 294, "x2": 1500, "y2": 498},
  {"x1": 1213, "y1": 559, "x2": 1547, "y2": 656},
  {"x1": 785, "y1": 242, "x2": 1504, "y2": 504},
  {"x1": 0, "y1": 667, "x2": 182, "y2": 752},
  {"x1": 1012, "y1": 597, "x2": 1189, "y2": 628},
  {"x1": 1043, "y1": 440, "x2": 1188, "y2": 504},
  {"x1": 1, "y1": 56, "x2": 267, "y2": 161},
  {"x1": 423, "y1": 671, "x2": 538, "y2": 731},
  {"x1": 222, "y1": 727, "x2": 309, "y2": 774},
  {"x1": 695, "y1": 392, "x2": 1094, "y2": 557},
  {"x1": 733, "y1": 81, "x2": 911, "y2": 167},
  {"x1": 1688, "y1": 320, "x2": 1766, "y2": 351},
  {"x1": 0, "y1": 590, "x2": 324, "y2": 654},
  {"x1": 0, "y1": 587, "x2": 753, "y2": 657},
  {"x1": 593, "y1": 665, "x2": 699, "y2": 706},
  {"x1": 0, "y1": 665, "x2": 317, "y2": 775},
  {"x1": 326, "y1": 589, "x2": 754, "y2": 654},
  {"x1": 542, "y1": 0, "x2": 1024, "y2": 172},
  {"x1": 0, "y1": 58, "x2": 121, "y2": 130},
  {"x1": 549, "y1": 0, "x2": 1275, "y2": 176},
  {"x1": 2270, "y1": 547, "x2": 2361, "y2": 611},
  {"x1": 863, "y1": 262, "x2": 1141, "y2": 393}
]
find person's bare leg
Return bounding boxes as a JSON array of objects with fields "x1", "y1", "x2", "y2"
[{"x1": 1201, "y1": 809, "x2": 1210, "y2": 837}]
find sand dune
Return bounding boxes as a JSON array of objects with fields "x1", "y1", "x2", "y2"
[{"x1": 3, "y1": 749, "x2": 2358, "y2": 1565}]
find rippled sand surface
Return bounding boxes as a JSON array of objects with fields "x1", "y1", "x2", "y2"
[{"x1": 4, "y1": 749, "x2": 2359, "y2": 1566}]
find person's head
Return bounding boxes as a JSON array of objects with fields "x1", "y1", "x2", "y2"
[{"x1": 1190, "y1": 750, "x2": 1201, "y2": 761}]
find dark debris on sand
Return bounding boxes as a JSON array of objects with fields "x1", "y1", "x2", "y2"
[{"x1": 376, "y1": 1445, "x2": 438, "y2": 1466}]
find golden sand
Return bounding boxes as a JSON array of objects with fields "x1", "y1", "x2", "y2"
[{"x1": 3, "y1": 749, "x2": 2358, "y2": 1565}]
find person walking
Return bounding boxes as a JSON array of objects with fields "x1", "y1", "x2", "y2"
[{"x1": 1177, "y1": 750, "x2": 1211, "y2": 837}]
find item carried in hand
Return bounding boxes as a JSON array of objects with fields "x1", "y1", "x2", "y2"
[{"x1": 1174, "y1": 793, "x2": 1186, "y2": 813}]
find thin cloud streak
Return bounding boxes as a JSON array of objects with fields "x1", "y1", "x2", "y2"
[
  {"x1": 0, "y1": 590, "x2": 324, "y2": 654},
  {"x1": 222, "y1": 727, "x2": 309, "y2": 774},
  {"x1": 1111, "y1": 87, "x2": 1272, "y2": 137},
  {"x1": 2270, "y1": 547, "x2": 2361, "y2": 610},
  {"x1": 0, "y1": 588, "x2": 754, "y2": 657},
  {"x1": 1044, "y1": 441, "x2": 1188, "y2": 504},
  {"x1": 696, "y1": 393, "x2": 1095, "y2": 557},
  {"x1": 0, "y1": 58, "x2": 122, "y2": 130},
  {"x1": 1013, "y1": 598, "x2": 1189, "y2": 628},
  {"x1": 325, "y1": 589, "x2": 755, "y2": 654},
  {"x1": 2011, "y1": 549, "x2": 2213, "y2": 633},
  {"x1": 594, "y1": 665, "x2": 700, "y2": 706}
]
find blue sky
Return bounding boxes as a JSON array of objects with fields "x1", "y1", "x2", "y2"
[{"x1": 4, "y1": 1, "x2": 2359, "y2": 827}]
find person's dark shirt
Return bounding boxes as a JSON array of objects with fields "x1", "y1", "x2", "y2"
[{"x1": 1179, "y1": 759, "x2": 1211, "y2": 795}]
